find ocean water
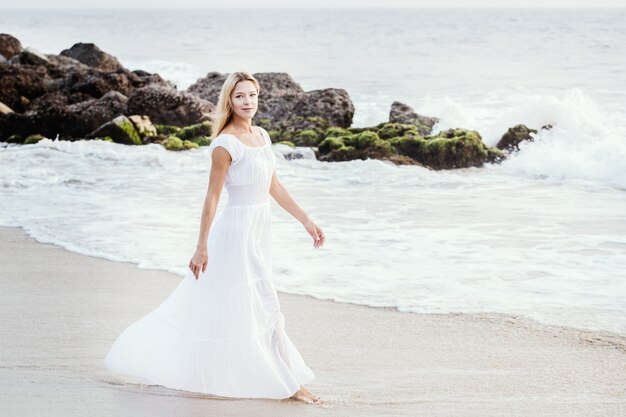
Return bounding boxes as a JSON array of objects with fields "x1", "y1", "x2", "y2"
[{"x1": 1, "y1": 8, "x2": 625, "y2": 335}]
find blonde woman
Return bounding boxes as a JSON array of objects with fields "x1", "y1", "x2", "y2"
[{"x1": 105, "y1": 71, "x2": 324, "y2": 404}]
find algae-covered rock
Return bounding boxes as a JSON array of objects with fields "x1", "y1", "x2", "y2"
[
  {"x1": 496, "y1": 124, "x2": 552, "y2": 152},
  {"x1": 187, "y1": 136, "x2": 211, "y2": 146},
  {"x1": 182, "y1": 140, "x2": 199, "y2": 150},
  {"x1": 155, "y1": 124, "x2": 181, "y2": 136},
  {"x1": 87, "y1": 115, "x2": 142, "y2": 145},
  {"x1": 391, "y1": 128, "x2": 504, "y2": 170},
  {"x1": 178, "y1": 121, "x2": 212, "y2": 140},
  {"x1": 293, "y1": 129, "x2": 320, "y2": 146},
  {"x1": 162, "y1": 135, "x2": 183, "y2": 150},
  {"x1": 4, "y1": 134, "x2": 23, "y2": 143},
  {"x1": 24, "y1": 134, "x2": 45, "y2": 144},
  {"x1": 318, "y1": 130, "x2": 394, "y2": 162},
  {"x1": 128, "y1": 114, "x2": 157, "y2": 139},
  {"x1": 496, "y1": 124, "x2": 537, "y2": 151},
  {"x1": 376, "y1": 122, "x2": 421, "y2": 140},
  {"x1": 324, "y1": 126, "x2": 351, "y2": 138}
]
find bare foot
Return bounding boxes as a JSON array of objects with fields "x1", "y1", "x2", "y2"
[{"x1": 290, "y1": 386, "x2": 321, "y2": 404}]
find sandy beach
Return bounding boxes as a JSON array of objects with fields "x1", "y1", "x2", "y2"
[{"x1": 1, "y1": 224, "x2": 625, "y2": 416}]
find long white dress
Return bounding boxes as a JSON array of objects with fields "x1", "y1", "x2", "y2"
[{"x1": 104, "y1": 127, "x2": 315, "y2": 399}]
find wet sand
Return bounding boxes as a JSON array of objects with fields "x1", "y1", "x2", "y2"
[{"x1": 1, "y1": 225, "x2": 625, "y2": 416}]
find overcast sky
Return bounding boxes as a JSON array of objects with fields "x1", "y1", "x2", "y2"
[{"x1": 1, "y1": 0, "x2": 625, "y2": 8}]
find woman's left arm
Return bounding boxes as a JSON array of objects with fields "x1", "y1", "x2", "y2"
[{"x1": 269, "y1": 171, "x2": 325, "y2": 249}]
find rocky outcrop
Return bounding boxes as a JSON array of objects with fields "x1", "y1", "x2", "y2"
[
  {"x1": 187, "y1": 72, "x2": 354, "y2": 142},
  {"x1": 0, "y1": 34, "x2": 22, "y2": 60},
  {"x1": 0, "y1": 90, "x2": 128, "y2": 140},
  {"x1": 390, "y1": 128, "x2": 505, "y2": 170},
  {"x1": 0, "y1": 64, "x2": 49, "y2": 112},
  {"x1": 127, "y1": 85, "x2": 214, "y2": 127},
  {"x1": 389, "y1": 101, "x2": 438, "y2": 136},
  {"x1": 496, "y1": 124, "x2": 553, "y2": 151},
  {"x1": 87, "y1": 115, "x2": 141, "y2": 145},
  {"x1": 316, "y1": 123, "x2": 505, "y2": 170},
  {"x1": 0, "y1": 34, "x2": 537, "y2": 164},
  {"x1": 0, "y1": 35, "x2": 171, "y2": 140},
  {"x1": 318, "y1": 130, "x2": 395, "y2": 162},
  {"x1": 60, "y1": 43, "x2": 123, "y2": 72}
]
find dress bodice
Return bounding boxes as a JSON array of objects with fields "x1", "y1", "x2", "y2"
[{"x1": 208, "y1": 127, "x2": 276, "y2": 206}]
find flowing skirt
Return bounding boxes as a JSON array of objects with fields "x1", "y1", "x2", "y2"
[{"x1": 104, "y1": 201, "x2": 315, "y2": 399}]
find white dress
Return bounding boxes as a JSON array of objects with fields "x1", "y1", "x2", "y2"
[{"x1": 104, "y1": 127, "x2": 315, "y2": 399}]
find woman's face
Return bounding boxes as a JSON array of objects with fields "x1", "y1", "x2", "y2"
[{"x1": 230, "y1": 80, "x2": 258, "y2": 121}]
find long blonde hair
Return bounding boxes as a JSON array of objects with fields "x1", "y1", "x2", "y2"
[{"x1": 209, "y1": 71, "x2": 261, "y2": 140}]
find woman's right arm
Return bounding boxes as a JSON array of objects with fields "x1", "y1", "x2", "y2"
[{"x1": 189, "y1": 147, "x2": 231, "y2": 279}]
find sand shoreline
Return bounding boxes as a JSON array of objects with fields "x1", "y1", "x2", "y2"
[{"x1": 1, "y1": 225, "x2": 625, "y2": 416}]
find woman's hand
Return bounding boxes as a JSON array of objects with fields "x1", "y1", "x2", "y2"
[
  {"x1": 189, "y1": 247, "x2": 208, "y2": 280},
  {"x1": 303, "y1": 218, "x2": 325, "y2": 249}
]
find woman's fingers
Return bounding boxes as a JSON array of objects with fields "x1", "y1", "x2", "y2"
[{"x1": 312, "y1": 225, "x2": 324, "y2": 248}]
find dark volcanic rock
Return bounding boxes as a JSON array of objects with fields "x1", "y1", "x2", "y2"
[
  {"x1": 389, "y1": 101, "x2": 438, "y2": 136},
  {"x1": 496, "y1": 124, "x2": 553, "y2": 151},
  {"x1": 496, "y1": 124, "x2": 537, "y2": 151},
  {"x1": 187, "y1": 72, "x2": 354, "y2": 138},
  {"x1": 0, "y1": 90, "x2": 128, "y2": 140},
  {"x1": 185, "y1": 72, "x2": 227, "y2": 102},
  {"x1": 8, "y1": 48, "x2": 50, "y2": 66},
  {"x1": 0, "y1": 64, "x2": 49, "y2": 112},
  {"x1": 127, "y1": 84, "x2": 214, "y2": 126},
  {"x1": 1, "y1": 44, "x2": 167, "y2": 114},
  {"x1": 0, "y1": 34, "x2": 22, "y2": 59},
  {"x1": 87, "y1": 114, "x2": 141, "y2": 145},
  {"x1": 60, "y1": 43, "x2": 123, "y2": 72}
]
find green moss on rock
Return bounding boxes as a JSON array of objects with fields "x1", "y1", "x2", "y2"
[
  {"x1": 163, "y1": 136, "x2": 183, "y2": 151},
  {"x1": 183, "y1": 140, "x2": 200, "y2": 150},
  {"x1": 24, "y1": 134, "x2": 44, "y2": 144},
  {"x1": 188, "y1": 136, "x2": 212, "y2": 146},
  {"x1": 293, "y1": 129, "x2": 321, "y2": 146},
  {"x1": 324, "y1": 126, "x2": 351, "y2": 138},
  {"x1": 318, "y1": 137, "x2": 345, "y2": 153},
  {"x1": 390, "y1": 128, "x2": 503, "y2": 169},
  {"x1": 178, "y1": 121, "x2": 212, "y2": 140},
  {"x1": 318, "y1": 131, "x2": 393, "y2": 161},
  {"x1": 376, "y1": 122, "x2": 420, "y2": 140},
  {"x1": 6, "y1": 134, "x2": 24, "y2": 144},
  {"x1": 118, "y1": 119, "x2": 142, "y2": 145},
  {"x1": 155, "y1": 124, "x2": 181, "y2": 136}
]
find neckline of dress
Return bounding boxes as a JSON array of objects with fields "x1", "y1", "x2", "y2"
[{"x1": 222, "y1": 128, "x2": 269, "y2": 149}]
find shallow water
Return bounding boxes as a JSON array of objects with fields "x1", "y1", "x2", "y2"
[{"x1": 1, "y1": 7, "x2": 625, "y2": 335}]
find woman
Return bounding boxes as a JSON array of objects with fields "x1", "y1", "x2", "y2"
[{"x1": 104, "y1": 71, "x2": 324, "y2": 404}]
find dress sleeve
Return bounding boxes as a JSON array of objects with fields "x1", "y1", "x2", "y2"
[{"x1": 208, "y1": 135, "x2": 240, "y2": 162}]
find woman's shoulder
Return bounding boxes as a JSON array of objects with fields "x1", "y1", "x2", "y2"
[{"x1": 209, "y1": 134, "x2": 241, "y2": 161}]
